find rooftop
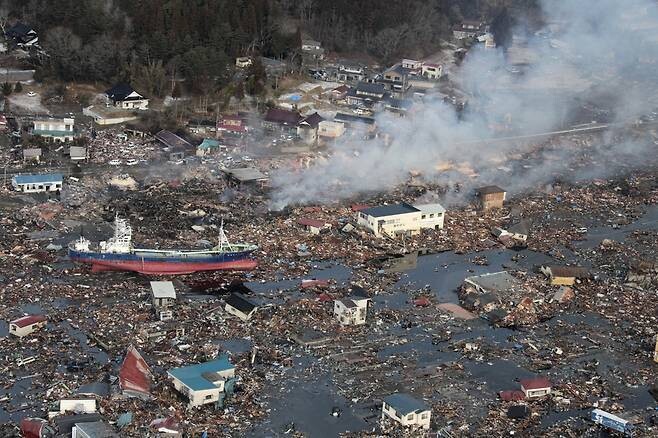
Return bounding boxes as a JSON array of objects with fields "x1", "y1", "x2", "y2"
[
  {"x1": 150, "y1": 281, "x2": 176, "y2": 299},
  {"x1": 520, "y1": 377, "x2": 552, "y2": 390},
  {"x1": 106, "y1": 83, "x2": 143, "y2": 102},
  {"x1": 13, "y1": 173, "x2": 63, "y2": 185},
  {"x1": 11, "y1": 314, "x2": 46, "y2": 328},
  {"x1": 264, "y1": 108, "x2": 302, "y2": 125},
  {"x1": 360, "y1": 203, "x2": 419, "y2": 218},
  {"x1": 74, "y1": 421, "x2": 119, "y2": 437},
  {"x1": 225, "y1": 293, "x2": 257, "y2": 314},
  {"x1": 476, "y1": 185, "x2": 506, "y2": 195},
  {"x1": 384, "y1": 393, "x2": 428, "y2": 415},
  {"x1": 222, "y1": 167, "x2": 268, "y2": 183},
  {"x1": 464, "y1": 271, "x2": 524, "y2": 293},
  {"x1": 155, "y1": 130, "x2": 192, "y2": 150},
  {"x1": 168, "y1": 355, "x2": 234, "y2": 391}
]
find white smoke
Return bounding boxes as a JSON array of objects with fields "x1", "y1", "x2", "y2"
[{"x1": 270, "y1": 0, "x2": 658, "y2": 208}]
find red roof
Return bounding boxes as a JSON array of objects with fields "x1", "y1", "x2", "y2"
[
  {"x1": 217, "y1": 115, "x2": 247, "y2": 133},
  {"x1": 119, "y1": 345, "x2": 153, "y2": 397},
  {"x1": 351, "y1": 204, "x2": 369, "y2": 212},
  {"x1": 520, "y1": 377, "x2": 552, "y2": 390},
  {"x1": 413, "y1": 297, "x2": 431, "y2": 307},
  {"x1": 20, "y1": 418, "x2": 46, "y2": 438},
  {"x1": 11, "y1": 314, "x2": 46, "y2": 328},
  {"x1": 499, "y1": 390, "x2": 526, "y2": 401},
  {"x1": 301, "y1": 279, "x2": 330, "y2": 289},
  {"x1": 298, "y1": 218, "x2": 327, "y2": 228},
  {"x1": 317, "y1": 293, "x2": 334, "y2": 303}
]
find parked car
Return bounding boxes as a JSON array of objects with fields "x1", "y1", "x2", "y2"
[
  {"x1": 27, "y1": 91, "x2": 36, "y2": 97},
  {"x1": 108, "y1": 159, "x2": 122, "y2": 166},
  {"x1": 126, "y1": 159, "x2": 139, "y2": 166}
]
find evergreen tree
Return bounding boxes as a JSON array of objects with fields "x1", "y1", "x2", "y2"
[{"x1": 2, "y1": 82, "x2": 13, "y2": 96}]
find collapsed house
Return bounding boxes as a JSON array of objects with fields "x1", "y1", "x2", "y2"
[{"x1": 118, "y1": 345, "x2": 153, "y2": 399}]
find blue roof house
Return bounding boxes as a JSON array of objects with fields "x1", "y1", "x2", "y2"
[
  {"x1": 167, "y1": 355, "x2": 235, "y2": 407},
  {"x1": 12, "y1": 173, "x2": 63, "y2": 193},
  {"x1": 381, "y1": 393, "x2": 431, "y2": 430}
]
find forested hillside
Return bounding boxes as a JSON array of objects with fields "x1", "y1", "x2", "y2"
[{"x1": 0, "y1": 0, "x2": 540, "y2": 94}]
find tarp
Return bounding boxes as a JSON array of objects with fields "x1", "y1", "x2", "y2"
[{"x1": 119, "y1": 345, "x2": 152, "y2": 398}]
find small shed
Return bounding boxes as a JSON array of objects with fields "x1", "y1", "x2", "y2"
[
  {"x1": 23, "y1": 148, "x2": 42, "y2": 162},
  {"x1": 73, "y1": 421, "x2": 119, "y2": 438},
  {"x1": 222, "y1": 167, "x2": 268, "y2": 187},
  {"x1": 520, "y1": 377, "x2": 552, "y2": 399},
  {"x1": 9, "y1": 314, "x2": 47, "y2": 337},
  {"x1": 225, "y1": 293, "x2": 258, "y2": 321},
  {"x1": 69, "y1": 146, "x2": 87, "y2": 161},
  {"x1": 297, "y1": 218, "x2": 331, "y2": 235},
  {"x1": 150, "y1": 281, "x2": 176, "y2": 308}
]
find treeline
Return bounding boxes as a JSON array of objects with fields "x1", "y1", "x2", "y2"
[
  {"x1": 280, "y1": 0, "x2": 542, "y2": 61},
  {"x1": 2, "y1": 0, "x2": 295, "y2": 96}
]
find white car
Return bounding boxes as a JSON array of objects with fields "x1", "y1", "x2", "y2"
[
  {"x1": 126, "y1": 159, "x2": 139, "y2": 166},
  {"x1": 108, "y1": 159, "x2": 122, "y2": 166},
  {"x1": 27, "y1": 91, "x2": 36, "y2": 97},
  {"x1": 241, "y1": 155, "x2": 253, "y2": 162}
]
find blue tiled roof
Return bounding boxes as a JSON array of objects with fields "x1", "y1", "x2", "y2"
[
  {"x1": 168, "y1": 355, "x2": 233, "y2": 391},
  {"x1": 13, "y1": 173, "x2": 63, "y2": 184},
  {"x1": 361, "y1": 203, "x2": 419, "y2": 218},
  {"x1": 384, "y1": 393, "x2": 428, "y2": 415}
]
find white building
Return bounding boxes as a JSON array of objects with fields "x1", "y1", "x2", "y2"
[
  {"x1": 105, "y1": 83, "x2": 149, "y2": 110},
  {"x1": 318, "y1": 120, "x2": 346, "y2": 139},
  {"x1": 72, "y1": 421, "x2": 118, "y2": 438},
  {"x1": 32, "y1": 118, "x2": 74, "y2": 142},
  {"x1": 520, "y1": 377, "x2": 552, "y2": 399},
  {"x1": 12, "y1": 173, "x2": 63, "y2": 193},
  {"x1": 150, "y1": 281, "x2": 176, "y2": 308},
  {"x1": 9, "y1": 314, "x2": 46, "y2": 337},
  {"x1": 421, "y1": 63, "x2": 442, "y2": 79},
  {"x1": 381, "y1": 393, "x2": 431, "y2": 430},
  {"x1": 224, "y1": 293, "x2": 258, "y2": 321},
  {"x1": 167, "y1": 355, "x2": 235, "y2": 407},
  {"x1": 334, "y1": 296, "x2": 369, "y2": 326},
  {"x1": 356, "y1": 203, "x2": 445, "y2": 238}
]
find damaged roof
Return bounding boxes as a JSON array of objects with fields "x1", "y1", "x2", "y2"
[
  {"x1": 360, "y1": 203, "x2": 419, "y2": 218},
  {"x1": 225, "y1": 293, "x2": 257, "y2": 313},
  {"x1": 168, "y1": 355, "x2": 234, "y2": 391},
  {"x1": 476, "y1": 185, "x2": 506, "y2": 195},
  {"x1": 464, "y1": 271, "x2": 524, "y2": 293},
  {"x1": 119, "y1": 345, "x2": 153, "y2": 397},
  {"x1": 384, "y1": 393, "x2": 428, "y2": 415}
]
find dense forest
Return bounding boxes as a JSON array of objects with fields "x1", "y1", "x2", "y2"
[{"x1": 0, "y1": 0, "x2": 541, "y2": 96}]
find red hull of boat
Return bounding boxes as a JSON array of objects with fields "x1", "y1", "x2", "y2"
[{"x1": 83, "y1": 258, "x2": 258, "y2": 275}]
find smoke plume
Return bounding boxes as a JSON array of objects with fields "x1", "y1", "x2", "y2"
[{"x1": 271, "y1": 0, "x2": 658, "y2": 208}]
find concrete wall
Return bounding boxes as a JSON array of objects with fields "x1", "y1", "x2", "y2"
[
  {"x1": 381, "y1": 403, "x2": 431, "y2": 429},
  {"x1": 357, "y1": 211, "x2": 421, "y2": 237}
]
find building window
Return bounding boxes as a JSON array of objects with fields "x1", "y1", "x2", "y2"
[
  {"x1": 421, "y1": 413, "x2": 428, "y2": 419},
  {"x1": 407, "y1": 414, "x2": 414, "y2": 420},
  {"x1": 421, "y1": 215, "x2": 426, "y2": 219},
  {"x1": 429, "y1": 214, "x2": 434, "y2": 218},
  {"x1": 205, "y1": 394, "x2": 213, "y2": 400}
]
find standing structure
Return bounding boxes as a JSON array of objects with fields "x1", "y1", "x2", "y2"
[
  {"x1": 381, "y1": 393, "x2": 431, "y2": 430},
  {"x1": 475, "y1": 186, "x2": 506, "y2": 210}
]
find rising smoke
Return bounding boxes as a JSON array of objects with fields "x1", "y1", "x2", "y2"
[{"x1": 270, "y1": 0, "x2": 658, "y2": 209}]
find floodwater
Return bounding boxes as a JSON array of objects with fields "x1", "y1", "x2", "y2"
[{"x1": 249, "y1": 356, "x2": 370, "y2": 437}]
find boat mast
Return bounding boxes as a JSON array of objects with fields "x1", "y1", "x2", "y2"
[{"x1": 218, "y1": 219, "x2": 234, "y2": 251}]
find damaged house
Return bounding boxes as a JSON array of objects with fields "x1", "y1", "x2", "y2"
[
  {"x1": 381, "y1": 393, "x2": 431, "y2": 430},
  {"x1": 224, "y1": 293, "x2": 258, "y2": 321},
  {"x1": 167, "y1": 355, "x2": 236, "y2": 408},
  {"x1": 119, "y1": 345, "x2": 153, "y2": 398},
  {"x1": 334, "y1": 296, "x2": 370, "y2": 326},
  {"x1": 540, "y1": 265, "x2": 590, "y2": 286}
]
